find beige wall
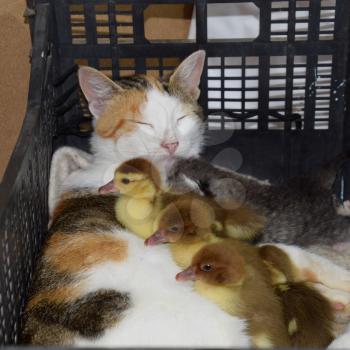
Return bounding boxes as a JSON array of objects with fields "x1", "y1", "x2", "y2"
[
  {"x1": 145, "y1": 4, "x2": 192, "y2": 40},
  {"x1": 0, "y1": 0, "x2": 31, "y2": 181}
]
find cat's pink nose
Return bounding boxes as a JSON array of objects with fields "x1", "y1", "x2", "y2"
[{"x1": 161, "y1": 141, "x2": 179, "y2": 155}]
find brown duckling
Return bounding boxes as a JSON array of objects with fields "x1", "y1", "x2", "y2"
[
  {"x1": 176, "y1": 241, "x2": 291, "y2": 348},
  {"x1": 145, "y1": 195, "x2": 265, "y2": 267}
]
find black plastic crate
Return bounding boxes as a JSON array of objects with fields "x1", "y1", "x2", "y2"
[{"x1": 1, "y1": 0, "x2": 350, "y2": 345}]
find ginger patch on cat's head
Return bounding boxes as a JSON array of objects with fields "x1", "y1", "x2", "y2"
[{"x1": 95, "y1": 88, "x2": 147, "y2": 138}]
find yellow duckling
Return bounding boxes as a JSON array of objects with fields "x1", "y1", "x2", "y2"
[
  {"x1": 145, "y1": 195, "x2": 265, "y2": 268},
  {"x1": 99, "y1": 158, "x2": 169, "y2": 239}
]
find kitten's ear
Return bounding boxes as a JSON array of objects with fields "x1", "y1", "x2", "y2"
[
  {"x1": 169, "y1": 50, "x2": 206, "y2": 100},
  {"x1": 78, "y1": 66, "x2": 123, "y2": 118}
]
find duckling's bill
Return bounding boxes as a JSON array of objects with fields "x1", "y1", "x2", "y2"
[
  {"x1": 145, "y1": 229, "x2": 169, "y2": 246},
  {"x1": 99, "y1": 179, "x2": 117, "y2": 194},
  {"x1": 176, "y1": 267, "x2": 197, "y2": 282}
]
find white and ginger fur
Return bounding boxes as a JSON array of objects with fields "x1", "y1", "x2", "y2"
[
  {"x1": 74, "y1": 229, "x2": 250, "y2": 347},
  {"x1": 49, "y1": 51, "x2": 206, "y2": 214}
]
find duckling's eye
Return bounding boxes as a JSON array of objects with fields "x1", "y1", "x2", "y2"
[
  {"x1": 121, "y1": 178, "x2": 130, "y2": 185},
  {"x1": 201, "y1": 264, "x2": 212, "y2": 272},
  {"x1": 169, "y1": 226, "x2": 179, "y2": 233}
]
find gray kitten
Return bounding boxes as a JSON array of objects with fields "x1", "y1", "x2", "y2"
[{"x1": 167, "y1": 157, "x2": 350, "y2": 247}]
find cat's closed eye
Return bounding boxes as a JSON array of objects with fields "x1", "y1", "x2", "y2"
[
  {"x1": 126, "y1": 119, "x2": 154, "y2": 128},
  {"x1": 177, "y1": 115, "x2": 188, "y2": 123}
]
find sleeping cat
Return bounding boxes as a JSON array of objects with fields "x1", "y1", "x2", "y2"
[
  {"x1": 22, "y1": 189, "x2": 250, "y2": 347},
  {"x1": 49, "y1": 50, "x2": 206, "y2": 214}
]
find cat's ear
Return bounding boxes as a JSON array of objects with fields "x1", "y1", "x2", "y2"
[
  {"x1": 78, "y1": 66, "x2": 123, "y2": 118},
  {"x1": 169, "y1": 50, "x2": 206, "y2": 100}
]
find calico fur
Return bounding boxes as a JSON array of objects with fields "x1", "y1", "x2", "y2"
[
  {"x1": 22, "y1": 190, "x2": 251, "y2": 347},
  {"x1": 21, "y1": 192, "x2": 130, "y2": 345}
]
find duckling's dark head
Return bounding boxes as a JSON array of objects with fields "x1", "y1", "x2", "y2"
[
  {"x1": 113, "y1": 158, "x2": 161, "y2": 198},
  {"x1": 176, "y1": 242, "x2": 246, "y2": 287}
]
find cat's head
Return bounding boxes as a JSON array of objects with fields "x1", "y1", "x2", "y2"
[{"x1": 78, "y1": 51, "x2": 206, "y2": 164}]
